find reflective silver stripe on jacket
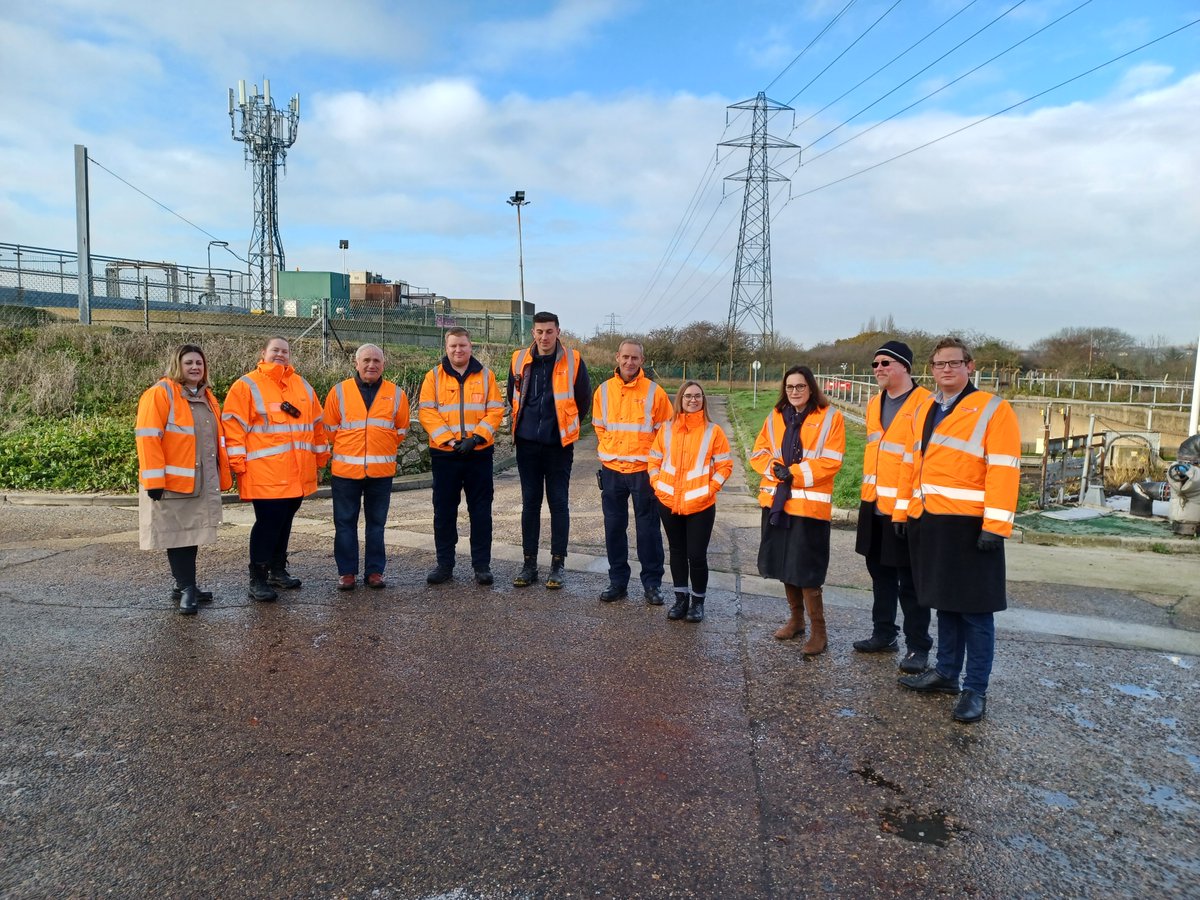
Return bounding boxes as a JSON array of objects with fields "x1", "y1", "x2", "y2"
[
  {"x1": 927, "y1": 395, "x2": 1003, "y2": 459},
  {"x1": 156, "y1": 380, "x2": 195, "y2": 436}
]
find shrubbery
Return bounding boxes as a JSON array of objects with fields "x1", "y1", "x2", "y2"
[{"x1": 0, "y1": 416, "x2": 138, "y2": 492}]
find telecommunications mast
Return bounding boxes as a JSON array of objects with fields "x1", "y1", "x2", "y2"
[{"x1": 229, "y1": 78, "x2": 299, "y2": 311}]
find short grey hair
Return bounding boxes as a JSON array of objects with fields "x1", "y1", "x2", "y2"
[{"x1": 355, "y1": 343, "x2": 385, "y2": 362}]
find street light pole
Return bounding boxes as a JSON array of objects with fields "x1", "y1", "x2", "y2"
[
  {"x1": 507, "y1": 190, "x2": 529, "y2": 345},
  {"x1": 207, "y1": 240, "x2": 229, "y2": 304}
]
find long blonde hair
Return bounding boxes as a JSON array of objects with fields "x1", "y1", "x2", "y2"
[{"x1": 164, "y1": 344, "x2": 209, "y2": 388}]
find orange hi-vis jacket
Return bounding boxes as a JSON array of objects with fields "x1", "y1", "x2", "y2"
[
  {"x1": 221, "y1": 362, "x2": 330, "y2": 500},
  {"x1": 648, "y1": 411, "x2": 734, "y2": 515},
  {"x1": 894, "y1": 386, "x2": 1022, "y2": 537},
  {"x1": 136, "y1": 378, "x2": 232, "y2": 494},
  {"x1": 418, "y1": 358, "x2": 505, "y2": 452},
  {"x1": 323, "y1": 378, "x2": 410, "y2": 479},
  {"x1": 861, "y1": 385, "x2": 931, "y2": 517},
  {"x1": 751, "y1": 405, "x2": 846, "y2": 522},
  {"x1": 592, "y1": 370, "x2": 672, "y2": 473},
  {"x1": 509, "y1": 344, "x2": 584, "y2": 447}
]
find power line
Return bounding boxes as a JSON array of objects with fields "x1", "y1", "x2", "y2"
[
  {"x1": 87, "y1": 156, "x2": 246, "y2": 263},
  {"x1": 790, "y1": 0, "x2": 984, "y2": 130},
  {"x1": 789, "y1": 16, "x2": 1200, "y2": 200},
  {"x1": 803, "y1": 0, "x2": 1035, "y2": 153},
  {"x1": 764, "y1": 0, "x2": 859, "y2": 93},
  {"x1": 803, "y1": 0, "x2": 1097, "y2": 168},
  {"x1": 782, "y1": 0, "x2": 905, "y2": 107}
]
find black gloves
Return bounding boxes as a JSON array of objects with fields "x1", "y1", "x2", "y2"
[
  {"x1": 455, "y1": 435, "x2": 481, "y2": 455},
  {"x1": 147, "y1": 488, "x2": 164, "y2": 501},
  {"x1": 772, "y1": 463, "x2": 792, "y2": 483},
  {"x1": 977, "y1": 531, "x2": 1004, "y2": 552},
  {"x1": 893, "y1": 522, "x2": 907, "y2": 540}
]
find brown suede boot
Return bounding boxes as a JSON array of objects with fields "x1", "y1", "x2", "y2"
[
  {"x1": 774, "y1": 585, "x2": 807, "y2": 640},
  {"x1": 801, "y1": 586, "x2": 827, "y2": 656}
]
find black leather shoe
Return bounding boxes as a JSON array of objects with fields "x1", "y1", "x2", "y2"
[
  {"x1": 177, "y1": 586, "x2": 198, "y2": 616},
  {"x1": 599, "y1": 584, "x2": 627, "y2": 602},
  {"x1": 173, "y1": 587, "x2": 213, "y2": 604},
  {"x1": 426, "y1": 566, "x2": 454, "y2": 585},
  {"x1": 545, "y1": 556, "x2": 566, "y2": 590},
  {"x1": 667, "y1": 593, "x2": 690, "y2": 620},
  {"x1": 685, "y1": 600, "x2": 705, "y2": 623},
  {"x1": 474, "y1": 569, "x2": 494, "y2": 586},
  {"x1": 898, "y1": 669, "x2": 960, "y2": 693},
  {"x1": 268, "y1": 568, "x2": 302, "y2": 589},
  {"x1": 853, "y1": 634, "x2": 899, "y2": 653},
  {"x1": 644, "y1": 586, "x2": 665, "y2": 606},
  {"x1": 898, "y1": 650, "x2": 929, "y2": 674},
  {"x1": 952, "y1": 689, "x2": 987, "y2": 722},
  {"x1": 513, "y1": 558, "x2": 539, "y2": 588}
]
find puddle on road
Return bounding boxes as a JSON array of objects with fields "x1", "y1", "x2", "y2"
[
  {"x1": 1034, "y1": 788, "x2": 1078, "y2": 809},
  {"x1": 1112, "y1": 683, "x2": 1162, "y2": 700},
  {"x1": 1139, "y1": 782, "x2": 1200, "y2": 814},
  {"x1": 880, "y1": 807, "x2": 962, "y2": 846},
  {"x1": 852, "y1": 763, "x2": 904, "y2": 794},
  {"x1": 837, "y1": 708, "x2": 856, "y2": 718},
  {"x1": 1163, "y1": 655, "x2": 1193, "y2": 669}
]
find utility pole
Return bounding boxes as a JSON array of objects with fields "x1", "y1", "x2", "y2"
[
  {"x1": 720, "y1": 92, "x2": 797, "y2": 359},
  {"x1": 229, "y1": 78, "x2": 299, "y2": 312},
  {"x1": 507, "y1": 190, "x2": 529, "y2": 344}
]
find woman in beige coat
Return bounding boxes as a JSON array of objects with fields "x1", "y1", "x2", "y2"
[{"x1": 135, "y1": 344, "x2": 232, "y2": 614}]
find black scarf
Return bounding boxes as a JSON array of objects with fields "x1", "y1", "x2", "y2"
[{"x1": 769, "y1": 405, "x2": 808, "y2": 528}]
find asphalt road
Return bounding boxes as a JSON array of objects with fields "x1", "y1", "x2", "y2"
[{"x1": 1, "y1": 398, "x2": 1197, "y2": 898}]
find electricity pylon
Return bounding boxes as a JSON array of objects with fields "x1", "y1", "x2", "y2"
[{"x1": 719, "y1": 92, "x2": 797, "y2": 352}]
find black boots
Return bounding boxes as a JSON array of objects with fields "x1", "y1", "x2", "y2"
[
  {"x1": 686, "y1": 595, "x2": 705, "y2": 623},
  {"x1": 546, "y1": 555, "x2": 566, "y2": 590},
  {"x1": 268, "y1": 556, "x2": 302, "y2": 589},
  {"x1": 667, "y1": 591, "x2": 690, "y2": 620},
  {"x1": 513, "y1": 556, "x2": 539, "y2": 588},
  {"x1": 248, "y1": 563, "x2": 279, "y2": 602},
  {"x1": 177, "y1": 586, "x2": 198, "y2": 616}
]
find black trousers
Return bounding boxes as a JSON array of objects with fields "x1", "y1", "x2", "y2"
[
  {"x1": 515, "y1": 439, "x2": 574, "y2": 558},
  {"x1": 863, "y1": 512, "x2": 931, "y2": 651},
  {"x1": 166, "y1": 545, "x2": 198, "y2": 588},
  {"x1": 249, "y1": 497, "x2": 304, "y2": 566},
  {"x1": 431, "y1": 447, "x2": 494, "y2": 570},
  {"x1": 657, "y1": 503, "x2": 716, "y2": 597}
]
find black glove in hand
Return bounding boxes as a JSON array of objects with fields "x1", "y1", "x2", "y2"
[
  {"x1": 893, "y1": 521, "x2": 907, "y2": 540},
  {"x1": 147, "y1": 488, "x2": 164, "y2": 501},
  {"x1": 456, "y1": 435, "x2": 480, "y2": 455},
  {"x1": 977, "y1": 531, "x2": 1004, "y2": 552},
  {"x1": 772, "y1": 463, "x2": 792, "y2": 482}
]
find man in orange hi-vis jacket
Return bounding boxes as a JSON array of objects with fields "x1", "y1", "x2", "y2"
[{"x1": 895, "y1": 336, "x2": 1021, "y2": 724}]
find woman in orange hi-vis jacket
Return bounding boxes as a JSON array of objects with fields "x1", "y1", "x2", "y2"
[
  {"x1": 751, "y1": 365, "x2": 845, "y2": 656},
  {"x1": 135, "y1": 344, "x2": 232, "y2": 615},
  {"x1": 647, "y1": 381, "x2": 733, "y2": 623},
  {"x1": 221, "y1": 336, "x2": 329, "y2": 603}
]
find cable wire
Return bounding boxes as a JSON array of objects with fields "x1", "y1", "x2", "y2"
[
  {"x1": 790, "y1": 16, "x2": 1200, "y2": 200},
  {"x1": 764, "y1": 0, "x2": 860, "y2": 93},
  {"x1": 87, "y1": 156, "x2": 245, "y2": 262},
  {"x1": 783, "y1": 0, "x2": 905, "y2": 107}
]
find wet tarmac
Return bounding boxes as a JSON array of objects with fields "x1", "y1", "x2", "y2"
[{"x1": 2, "y1": 399, "x2": 1197, "y2": 898}]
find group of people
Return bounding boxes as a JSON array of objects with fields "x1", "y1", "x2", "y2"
[{"x1": 136, "y1": 325, "x2": 1019, "y2": 722}]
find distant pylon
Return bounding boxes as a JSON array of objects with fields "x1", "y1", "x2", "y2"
[
  {"x1": 719, "y1": 92, "x2": 797, "y2": 351},
  {"x1": 229, "y1": 78, "x2": 300, "y2": 312}
]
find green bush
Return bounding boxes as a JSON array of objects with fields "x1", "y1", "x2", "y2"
[{"x1": 0, "y1": 416, "x2": 139, "y2": 492}]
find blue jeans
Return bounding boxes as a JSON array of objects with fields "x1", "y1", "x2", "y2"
[
  {"x1": 865, "y1": 552, "x2": 932, "y2": 652},
  {"x1": 332, "y1": 475, "x2": 392, "y2": 576},
  {"x1": 515, "y1": 439, "x2": 574, "y2": 558},
  {"x1": 600, "y1": 467, "x2": 664, "y2": 590},
  {"x1": 934, "y1": 611, "x2": 996, "y2": 695},
  {"x1": 431, "y1": 447, "x2": 494, "y2": 570}
]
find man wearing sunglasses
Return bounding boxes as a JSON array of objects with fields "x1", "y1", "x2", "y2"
[
  {"x1": 895, "y1": 337, "x2": 1021, "y2": 724},
  {"x1": 853, "y1": 341, "x2": 933, "y2": 674}
]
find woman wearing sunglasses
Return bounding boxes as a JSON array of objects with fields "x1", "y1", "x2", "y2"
[
  {"x1": 222, "y1": 336, "x2": 329, "y2": 602},
  {"x1": 646, "y1": 381, "x2": 733, "y2": 622},
  {"x1": 751, "y1": 365, "x2": 845, "y2": 655},
  {"x1": 135, "y1": 344, "x2": 232, "y2": 615}
]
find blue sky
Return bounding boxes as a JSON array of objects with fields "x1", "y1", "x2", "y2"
[{"x1": 2, "y1": 0, "x2": 1198, "y2": 348}]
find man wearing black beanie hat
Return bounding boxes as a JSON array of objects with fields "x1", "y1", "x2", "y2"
[{"x1": 853, "y1": 340, "x2": 933, "y2": 672}]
